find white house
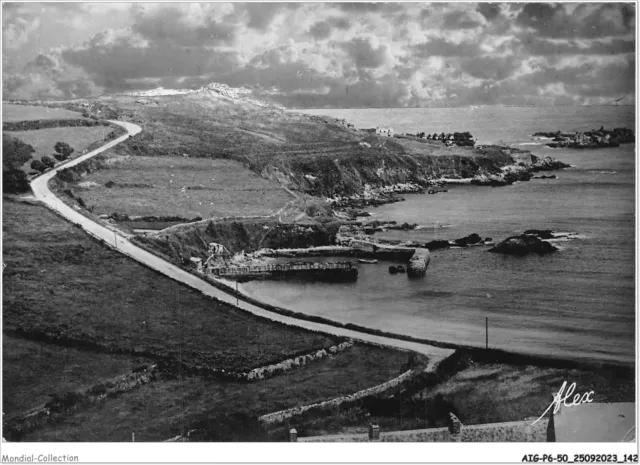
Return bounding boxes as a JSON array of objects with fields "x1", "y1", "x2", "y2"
[{"x1": 375, "y1": 127, "x2": 394, "y2": 137}]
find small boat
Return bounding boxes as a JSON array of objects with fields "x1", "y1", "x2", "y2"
[{"x1": 358, "y1": 258, "x2": 378, "y2": 264}]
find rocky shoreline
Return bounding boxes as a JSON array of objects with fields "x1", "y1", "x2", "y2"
[
  {"x1": 534, "y1": 127, "x2": 634, "y2": 149},
  {"x1": 325, "y1": 152, "x2": 569, "y2": 212}
]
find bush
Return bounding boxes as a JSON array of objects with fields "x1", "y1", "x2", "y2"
[
  {"x1": 30, "y1": 159, "x2": 46, "y2": 173},
  {"x1": 54, "y1": 141, "x2": 74, "y2": 160},
  {"x1": 3, "y1": 169, "x2": 30, "y2": 194},
  {"x1": 3, "y1": 133, "x2": 35, "y2": 169},
  {"x1": 41, "y1": 155, "x2": 55, "y2": 169}
]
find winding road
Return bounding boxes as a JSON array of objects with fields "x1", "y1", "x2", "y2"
[{"x1": 31, "y1": 119, "x2": 455, "y2": 370}]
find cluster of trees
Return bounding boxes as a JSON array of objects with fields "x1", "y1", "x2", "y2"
[
  {"x1": 30, "y1": 142, "x2": 75, "y2": 173},
  {"x1": 414, "y1": 131, "x2": 475, "y2": 146},
  {"x1": 3, "y1": 136, "x2": 76, "y2": 193},
  {"x1": 3, "y1": 134, "x2": 34, "y2": 193}
]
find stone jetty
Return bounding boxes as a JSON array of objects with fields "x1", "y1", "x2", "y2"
[
  {"x1": 209, "y1": 261, "x2": 358, "y2": 282},
  {"x1": 407, "y1": 249, "x2": 430, "y2": 277}
]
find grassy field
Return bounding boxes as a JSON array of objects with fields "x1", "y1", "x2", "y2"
[
  {"x1": 7, "y1": 126, "x2": 115, "y2": 172},
  {"x1": 301, "y1": 358, "x2": 635, "y2": 437},
  {"x1": 416, "y1": 361, "x2": 635, "y2": 427},
  {"x1": 2, "y1": 198, "x2": 339, "y2": 371},
  {"x1": 2, "y1": 335, "x2": 148, "y2": 416},
  {"x1": 72, "y1": 154, "x2": 293, "y2": 218},
  {"x1": 3, "y1": 103, "x2": 83, "y2": 122},
  {"x1": 21, "y1": 344, "x2": 412, "y2": 442},
  {"x1": 3, "y1": 197, "x2": 418, "y2": 442}
]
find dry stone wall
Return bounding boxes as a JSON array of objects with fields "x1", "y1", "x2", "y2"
[{"x1": 259, "y1": 369, "x2": 415, "y2": 425}]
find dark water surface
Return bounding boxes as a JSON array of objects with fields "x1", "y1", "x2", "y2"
[{"x1": 242, "y1": 106, "x2": 636, "y2": 365}]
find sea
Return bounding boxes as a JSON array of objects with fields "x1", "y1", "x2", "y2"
[{"x1": 241, "y1": 106, "x2": 636, "y2": 366}]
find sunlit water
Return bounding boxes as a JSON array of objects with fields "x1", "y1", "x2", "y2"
[{"x1": 242, "y1": 106, "x2": 636, "y2": 365}]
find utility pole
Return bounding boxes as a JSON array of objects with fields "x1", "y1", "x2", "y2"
[
  {"x1": 485, "y1": 317, "x2": 488, "y2": 350},
  {"x1": 236, "y1": 280, "x2": 239, "y2": 306}
]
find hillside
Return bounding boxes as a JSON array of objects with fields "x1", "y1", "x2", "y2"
[{"x1": 8, "y1": 84, "x2": 539, "y2": 200}]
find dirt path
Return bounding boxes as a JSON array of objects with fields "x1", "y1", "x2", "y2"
[{"x1": 30, "y1": 119, "x2": 455, "y2": 370}]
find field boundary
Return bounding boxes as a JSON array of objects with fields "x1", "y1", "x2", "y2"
[
  {"x1": 259, "y1": 368, "x2": 416, "y2": 425},
  {"x1": 3, "y1": 119, "x2": 110, "y2": 131}
]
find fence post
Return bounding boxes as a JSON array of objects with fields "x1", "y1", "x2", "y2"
[
  {"x1": 485, "y1": 317, "x2": 488, "y2": 350},
  {"x1": 368, "y1": 424, "x2": 380, "y2": 441},
  {"x1": 448, "y1": 413, "x2": 462, "y2": 442}
]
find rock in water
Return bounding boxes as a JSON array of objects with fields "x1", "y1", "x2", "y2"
[
  {"x1": 407, "y1": 249, "x2": 431, "y2": 276},
  {"x1": 454, "y1": 233, "x2": 482, "y2": 247},
  {"x1": 523, "y1": 229, "x2": 554, "y2": 239},
  {"x1": 425, "y1": 240, "x2": 450, "y2": 250},
  {"x1": 488, "y1": 234, "x2": 558, "y2": 256}
]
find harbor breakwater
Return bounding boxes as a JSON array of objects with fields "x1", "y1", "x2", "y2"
[{"x1": 209, "y1": 261, "x2": 358, "y2": 282}]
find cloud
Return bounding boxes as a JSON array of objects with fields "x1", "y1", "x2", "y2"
[
  {"x1": 413, "y1": 38, "x2": 482, "y2": 58},
  {"x1": 341, "y1": 37, "x2": 390, "y2": 69},
  {"x1": 3, "y1": 52, "x2": 102, "y2": 99},
  {"x1": 443, "y1": 10, "x2": 484, "y2": 29},
  {"x1": 516, "y1": 3, "x2": 634, "y2": 39},
  {"x1": 2, "y1": 2, "x2": 636, "y2": 107},
  {"x1": 218, "y1": 48, "x2": 340, "y2": 93},
  {"x1": 460, "y1": 55, "x2": 521, "y2": 81},
  {"x1": 308, "y1": 17, "x2": 351, "y2": 40},
  {"x1": 2, "y1": 3, "x2": 42, "y2": 50},
  {"x1": 270, "y1": 72, "x2": 409, "y2": 108},
  {"x1": 61, "y1": 31, "x2": 240, "y2": 92},
  {"x1": 131, "y1": 6, "x2": 236, "y2": 46},
  {"x1": 336, "y1": 3, "x2": 402, "y2": 14},
  {"x1": 520, "y1": 35, "x2": 635, "y2": 56},
  {"x1": 238, "y1": 3, "x2": 299, "y2": 31},
  {"x1": 476, "y1": 3, "x2": 502, "y2": 21},
  {"x1": 309, "y1": 21, "x2": 332, "y2": 41}
]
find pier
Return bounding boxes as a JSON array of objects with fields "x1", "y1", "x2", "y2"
[{"x1": 208, "y1": 261, "x2": 358, "y2": 282}]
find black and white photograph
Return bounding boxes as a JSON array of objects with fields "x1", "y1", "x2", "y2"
[{"x1": 1, "y1": 1, "x2": 637, "y2": 462}]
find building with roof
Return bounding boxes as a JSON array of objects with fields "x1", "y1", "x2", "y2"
[{"x1": 375, "y1": 127, "x2": 394, "y2": 137}]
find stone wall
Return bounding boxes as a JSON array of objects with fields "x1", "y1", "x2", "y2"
[
  {"x1": 259, "y1": 369, "x2": 415, "y2": 425},
  {"x1": 245, "y1": 341, "x2": 353, "y2": 381},
  {"x1": 298, "y1": 418, "x2": 549, "y2": 442}
]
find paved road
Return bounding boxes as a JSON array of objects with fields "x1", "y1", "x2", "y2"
[{"x1": 31, "y1": 119, "x2": 455, "y2": 371}]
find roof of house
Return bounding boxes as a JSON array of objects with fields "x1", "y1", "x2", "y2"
[{"x1": 552, "y1": 402, "x2": 635, "y2": 442}]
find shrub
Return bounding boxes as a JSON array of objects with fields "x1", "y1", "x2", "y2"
[
  {"x1": 57, "y1": 167, "x2": 78, "y2": 183},
  {"x1": 3, "y1": 168, "x2": 30, "y2": 194},
  {"x1": 54, "y1": 141, "x2": 74, "y2": 160},
  {"x1": 3, "y1": 133, "x2": 35, "y2": 169},
  {"x1": 30, "y1": 159, "x2": 46, "y2": 173},
  {"x1": 41, "y1": 155, "x2": 55, "y2": 169},
  {"x1": 426, "y1": 393, "x2": 460, "y2": 427}
]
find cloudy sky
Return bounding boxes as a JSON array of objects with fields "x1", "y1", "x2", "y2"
[{"x1": 2, "y1": 2, "x2": 636, "y2": 107}]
